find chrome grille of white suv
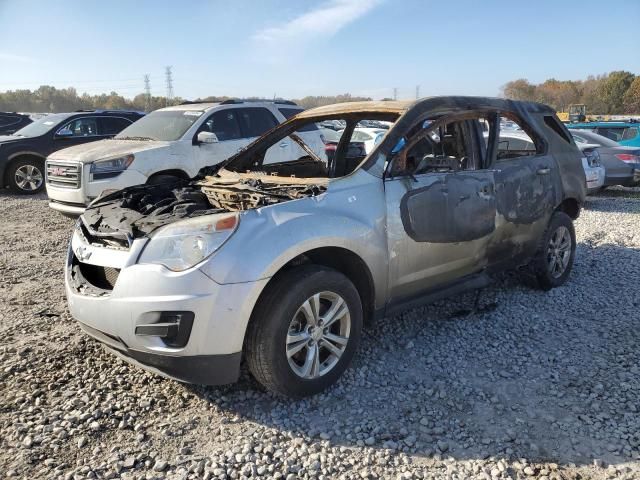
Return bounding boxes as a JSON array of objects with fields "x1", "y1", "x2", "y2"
[{"x1": 46, "y1": 161, "x2": 82, "y2": 189}]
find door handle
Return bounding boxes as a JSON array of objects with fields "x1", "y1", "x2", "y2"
[
  {"x1": 537, "y1": 167, "x2": 550, "y2": 175},
  {"x1": 279, "y1": 142, "x2": 289, "y2": 148}
]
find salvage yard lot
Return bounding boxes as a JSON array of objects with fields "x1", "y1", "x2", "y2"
[{"x1": 0, "y1": 191, "x2": 639, "y2": 480}]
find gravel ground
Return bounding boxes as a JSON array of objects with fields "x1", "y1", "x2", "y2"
[{"x1": 0, "y1": 189, "x2": 639, "y2": 480}]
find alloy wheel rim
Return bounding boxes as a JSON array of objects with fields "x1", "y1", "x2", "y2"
[
  {"x1": 15, "y1": 164, "x2": 43, "y2": 191},
  {"x1": 547, "y1": 225, "x2": 571, "y2": 278},
  {"x1": 286, "y1": 291, "x2": 351, "y2": 379}
]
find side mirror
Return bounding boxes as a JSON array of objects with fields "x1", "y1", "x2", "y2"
[
  {"x1": 56, "y1": 128, "x2": 73, "y2": 138},
  {"x1": 197, "y1": 131, "x2": 219, "y2": 144}
]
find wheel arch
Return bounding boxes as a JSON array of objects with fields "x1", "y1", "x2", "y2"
[
  {"x1": 3, "y1": 152, "x2": 46, "y2": 187},
  {"x1": 254, "y1": 246, "x2": 376, "y2": 327},
  {"x1": 556, "y1": 197, "x2": 580, "y2": 220},
  {"x1": 147, "y1": 169, "x2": 191, "y2": 181}
]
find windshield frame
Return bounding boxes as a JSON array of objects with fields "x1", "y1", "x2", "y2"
[
  {"x1": 215, "y1": 110, "x2": 403, "y2": 177},
  {"x1": 115, "y1": 109, "x2": 204, "y2": 142}
]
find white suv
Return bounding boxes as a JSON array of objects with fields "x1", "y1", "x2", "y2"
[{"x1": 46, "y1": 100, "x2": 325, "y2": 215}]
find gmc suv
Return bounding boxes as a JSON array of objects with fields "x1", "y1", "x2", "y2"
[
  {"x1": 65, "y1": 97, "x2": 585, "y2": 397},
  {"x1": 46, "y1": 100, "x2": 325, "y2": 215}
]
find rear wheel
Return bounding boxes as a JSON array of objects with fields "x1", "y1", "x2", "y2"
[
  {"x1": 7, "y1": 157, "x2": 45, "y2": 194},
  {"x1": 245, "y1": 266, "x2": 362, "y2": 397},
  {"x1": 532, "y1": 211, "x2": 576, "y2": 290}
]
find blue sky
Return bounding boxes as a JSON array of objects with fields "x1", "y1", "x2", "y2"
[{"x1": 1, "y1": 0, "x2": 638, "y2": 100}]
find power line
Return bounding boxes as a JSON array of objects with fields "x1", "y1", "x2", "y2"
[
  {"x1": 416, "y1": 85, "x2": 420, "y2": 99},
  {"x1": 165, "y1": 66, "x2": 173, "y2": 107}
]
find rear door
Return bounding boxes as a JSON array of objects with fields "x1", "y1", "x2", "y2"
[
  {"x1": 99, "y1": 117, "x2": 133, "y2": 137},
  {"x1": 384, "y1": 116, "x2": 498, "y2": 302},
  {"x1": 488, "y1": 114, "x2": 557, "y2": 268},
  {"x1": 236, "y1": 107, "x2": 284, "y2": 164}
]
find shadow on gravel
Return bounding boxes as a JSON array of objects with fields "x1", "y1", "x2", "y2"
[{"x1": 187, "y1": 241, "x2": 640, "y2": 469}]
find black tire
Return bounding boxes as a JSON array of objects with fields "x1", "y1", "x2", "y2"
[
  {"x1": 7, "y1": 157, "x2": 45, "y2": 194},
  {"x1": 532, "y1": 211, "x2": 576, "y2": 291},
  {"x1": 245, "y1": 265, "x2": 363, "y2": 398}
]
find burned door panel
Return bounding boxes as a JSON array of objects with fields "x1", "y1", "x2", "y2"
[
  {"x1": 494, "y1": 156, "x2": 556, "y2": 224},
  {"x1": 400, "y1": 173, "x2": 497, "y2": 243}
]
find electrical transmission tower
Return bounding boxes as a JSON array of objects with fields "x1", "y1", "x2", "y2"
[
  {"x1": 165, "y1": 66, "x2": 173, "y2": 106},
  {"x1": 144, "y1": 74, "x2": 151, "y2": 112},
  {"x1": 393, "y1": 87, "x2": 398, "y2": 100},
  {"x1": 415, "y1": 85, "x2": 420, "y2": 99}
]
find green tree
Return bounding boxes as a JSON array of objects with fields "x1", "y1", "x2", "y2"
[
  {"x1": 595, "y1": 71, "x2": 635, "y2": 114},
  {"x1": 622, "y1": 76, "x2": 640, "y2": 114},
  {"x1": 502, "y1": 79, "x2": 536, "y2": 102}
]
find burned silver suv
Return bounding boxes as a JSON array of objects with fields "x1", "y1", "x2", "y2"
[{"x1": 66, "y1": 97, "x2": 586, "y2": 397}]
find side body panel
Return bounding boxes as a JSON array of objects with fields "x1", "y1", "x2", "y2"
[{"x1": 198, "y1": 168, "x2": 390, "y2": 310}]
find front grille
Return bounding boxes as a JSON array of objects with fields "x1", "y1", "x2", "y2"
[
  {"x1": 76, "y1": 261, "x2": 120, "y2": 291},
  {"x1": 46, "y1": 161, "x2": 82, "y2": 189}
]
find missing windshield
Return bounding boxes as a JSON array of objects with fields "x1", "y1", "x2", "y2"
[{"x1": 219, "y1": 113, "x2": 398, "y2": 179}]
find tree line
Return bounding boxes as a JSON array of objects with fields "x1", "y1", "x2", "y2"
[
  {"x1": 0, "y1": 86, "x2": 372, "y2": 113},
  {"x1": 2, "y1": 71, "x2": 638, "y2": 114},
  {"x1": 502, "y1": 71, "x2": 640, "y2": 114}
]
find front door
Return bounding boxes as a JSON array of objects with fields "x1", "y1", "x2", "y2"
[
  {"x1": 194, "y1": 108, "x2": 251, "y2": 169},
  {"x1": 384, "y1": 117, "x2": 497, "y2": 303}
]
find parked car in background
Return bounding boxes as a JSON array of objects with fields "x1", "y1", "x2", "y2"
[
  {"x1": 320, "y1": 128, "x2": 367, "y2": 163},
  {"x1": 0, "y1": 110, "x2": 143, "y2": 194},
  {"x1": 46, "y1": 100, "x2": 325, "y2": 215},
  {"x1": 484, "y1": 130, "x2": 604, "y2": 194},
  {"x1": 65, "y1": 97, "x2": 585, "y2": 397},
  {"x1": 0, "y1": 111, "x2": 32, "y2": 135},
  {"x1": 567, "y1": 121, "x2": 640, "y2": 147},
  {"x1": 570, "y1": 129, "x2": 640, "y2": 188},
  {"x1": 350, "y1": 127, "x2": 387, "y2": 154},
  {"x1": 575, "y1": 144, "x2": 606, "y2": 193}
]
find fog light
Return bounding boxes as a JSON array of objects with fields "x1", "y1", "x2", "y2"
[{"x1": 135, "y1": 311, "x2": 194, "y2": 348}]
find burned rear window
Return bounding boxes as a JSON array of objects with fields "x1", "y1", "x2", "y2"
[{"x1": 543, "y1": 116, "x2": 572, "y2": 144}]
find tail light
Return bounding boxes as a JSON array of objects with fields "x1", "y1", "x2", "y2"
[
  {"x1": 615, "y1": 153, "x2": 640, "y2": 163},
  {"x1": 584, "y1": 148, "x2": 601, "y2": 167},
  {"x1": 324, "y1": 144, "x2": 336, "y2": 152}
]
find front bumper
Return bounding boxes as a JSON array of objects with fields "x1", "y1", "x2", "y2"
[
  {"x1": 65, "y1": 229, "x2": 268, "y2": 385},
  {"x1": 583, "y1": 163, "x2": 605, "y2": 194}
]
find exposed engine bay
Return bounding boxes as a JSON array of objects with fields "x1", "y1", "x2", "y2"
[{"x1": 82, "y1": 169, "x2": 328, "y2": 239}]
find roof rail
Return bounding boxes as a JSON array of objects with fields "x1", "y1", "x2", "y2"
[
  {"x1": 219, "y1": 98, "x2": 298, "y2": 106},
  {"x1": 73, "y1": 109, "x2": 144, "y2": 115}
]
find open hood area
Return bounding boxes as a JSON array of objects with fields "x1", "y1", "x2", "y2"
[{"x1": 81, "y1": 169, "x2": 328, "y2": 240}]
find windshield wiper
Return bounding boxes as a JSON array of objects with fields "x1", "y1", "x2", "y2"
[{"x1": 115, "y1": 136, "x2": 156, "y2": 141}]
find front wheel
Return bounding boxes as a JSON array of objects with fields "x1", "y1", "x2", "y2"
[
  {"x1": 7, "y1": 158, "x2": 45, "y2": 194},
  {"x1": 245, "y1": 266, "x2": 363, "y2": 397},
  {"x1": 532, "y1": 211, "x2": 576, "y2": 290}
]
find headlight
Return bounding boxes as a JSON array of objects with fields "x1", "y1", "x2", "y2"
[
  {"x1": 138, "y1": 213, "x2": 239, "y2": 271},
  {"x1": 90, "y1": 154, "x2": 134, "y2": 180}
]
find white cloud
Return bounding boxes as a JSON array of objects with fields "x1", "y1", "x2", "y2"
[
  {"x1": 0, "y1": 52, "x2": 37, "y2": 63},
  {"x1": 252, "y1": 0, "x2": 382, "y2": 60}
]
